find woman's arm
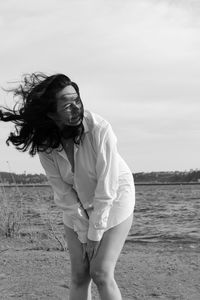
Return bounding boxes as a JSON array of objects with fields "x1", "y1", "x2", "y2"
[
  {"x1": 87, "y1": 123, "x2": 119, "y2": 241},
  {"x1": 39, "y1": 151, "x2": 79, "y2": 207},
  {"x1": 39, "y1": 151, "x2": 88, "y2": 243}
]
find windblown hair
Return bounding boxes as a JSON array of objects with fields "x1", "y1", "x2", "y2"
[{"x1": 0, "y1": 72, "x2": 84, "y2": 156}]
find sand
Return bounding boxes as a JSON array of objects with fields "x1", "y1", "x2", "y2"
[{"x1": 0, "y1": 237, "x2": 200, "y2": 300}]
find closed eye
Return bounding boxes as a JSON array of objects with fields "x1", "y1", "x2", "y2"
[{"x1": 64, "y1": 104, "x2": 71, "y2": 109}]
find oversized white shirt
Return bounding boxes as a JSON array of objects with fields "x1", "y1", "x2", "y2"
[{"x1": 38, "y1": 110, "x2": 135, "y2": 242}]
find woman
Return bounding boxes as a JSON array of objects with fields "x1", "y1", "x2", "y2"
[{"x1": 0, "y1": 73, "x2": 135, "y2": 300}]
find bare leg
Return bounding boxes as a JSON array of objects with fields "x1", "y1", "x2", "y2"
[
  {"x1": 90, "y1": 213, "x2": 133, "y2": 300},
  {"x1": 63, "y1": 225, "x2": 92, "y2": 300}
]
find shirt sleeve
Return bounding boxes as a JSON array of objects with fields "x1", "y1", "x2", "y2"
[
  {"x1": 38, "y1": 151, "x2": 89, "y2": 243},
  {"x1": 38, "y1": 151, "x2": 79, "y2": 208},
  {"x1": 87, "y1": 123, "x2": 119, "y2": 241}
]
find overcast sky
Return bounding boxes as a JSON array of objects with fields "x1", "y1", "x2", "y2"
[{"x1": 0, "y1": 0, "x2": 199, "y2": 174}]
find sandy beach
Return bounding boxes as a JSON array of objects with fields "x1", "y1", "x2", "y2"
[
  {"x1": 0, "y1": 183, "x2": 199, "y2": 299},
  {"x1": 0, "y1": 236, "x2": 200, "y2": 300}
]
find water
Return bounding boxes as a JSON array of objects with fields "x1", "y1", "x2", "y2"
[
  {"x1": 130, "y1": 184, "x2": 200, "y2": 244},
  {"x1": 0, "y1": 184, "x2": 200, "y2": 245}
]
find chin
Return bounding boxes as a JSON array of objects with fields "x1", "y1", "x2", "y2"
[
  {"x1": 69, "y1": 119, "x2": 82, "y2": 126},
  {"x1": 63, "y1": 119, "x2": 82, "y2": 127}
]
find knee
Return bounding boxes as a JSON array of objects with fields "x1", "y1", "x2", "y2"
[
  {"x1": 90, "y1": 267, "x2": 113, "y2": 287},
  {"x1": 71, "y1": 269, "x2": 91, "y2": 286}
]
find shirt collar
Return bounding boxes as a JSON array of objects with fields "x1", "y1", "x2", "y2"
[{"x1": 83, "y1": 116, "x2": 89, "y2": 133}]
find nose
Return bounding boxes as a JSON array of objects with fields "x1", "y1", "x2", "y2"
[{"x1": 71, "y1": 103, "x2": 80, "y2": 114}]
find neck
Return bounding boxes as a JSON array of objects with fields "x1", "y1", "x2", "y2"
[{"x1": 60, "y1": 121, "x2": 83, "y2": 142}]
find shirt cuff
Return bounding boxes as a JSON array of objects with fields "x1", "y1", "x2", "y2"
[
  {"x1": 74, "y1": 228, "x2": 88, "y2": 243},
  {"x1": 87, "y1": 227, "x2": 105, "y2": 241}
]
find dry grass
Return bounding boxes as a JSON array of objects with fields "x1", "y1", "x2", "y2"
[{"x1": 0, "y1": 185, "x2": 67, "y2": 251}]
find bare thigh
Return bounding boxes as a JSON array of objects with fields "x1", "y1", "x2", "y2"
[
  {"x1": 64, "y1": 225, "x2": 90, "y2": 277},
  {"x1": 90, "y1": 213, "x2": 133, "y2": 274}
]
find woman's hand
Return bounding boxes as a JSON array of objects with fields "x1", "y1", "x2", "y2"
[
  {"x1": 86, "y1": 238, "x2": 100, "y2": 261},
  {"x1": 82, "y1": 243, "x2": 87, "y2": 260}
]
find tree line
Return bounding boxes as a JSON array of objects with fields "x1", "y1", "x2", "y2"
[
  {"x1": 134, "y1": 170, "x2": 200, "y2": 183},
  {"x1": 0, "y1": 170, "x2": 199, "y2": 184},
  {"x1": 0, "y1": 172, "x2": 47, "y2": 184}
]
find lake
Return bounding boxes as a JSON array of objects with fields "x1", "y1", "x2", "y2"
[{"x1": 0, "y1": 184, "x2": 200, "y2": 246}]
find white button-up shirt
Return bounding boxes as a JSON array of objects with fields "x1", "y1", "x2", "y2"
[{"x1": 38, "y1": 110, "x2": 135, "y2": 242}]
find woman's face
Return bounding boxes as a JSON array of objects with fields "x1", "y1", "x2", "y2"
[{"x1": 47, "y1": 85, "x2": 83, "y2": 129}]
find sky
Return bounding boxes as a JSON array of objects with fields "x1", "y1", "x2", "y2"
[{"x1": 0, "y1": 0, "x2": 199, "y2": 174}]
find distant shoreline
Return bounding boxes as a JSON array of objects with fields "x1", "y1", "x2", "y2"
[
  {"x1": 135, "y1": 182, "x2": 200, "y2": 186},
  {"x1": 0, "y1": 182, "x2": 199, "y2": 187}
]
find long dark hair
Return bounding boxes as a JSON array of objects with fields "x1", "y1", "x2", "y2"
[{"x1": 0, "y1": 72, "x2": 84, "y2": 156}]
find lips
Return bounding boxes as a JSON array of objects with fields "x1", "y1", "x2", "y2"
[{"x1": 70, "y1": 115, "x2": 81, "y2": 123}]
